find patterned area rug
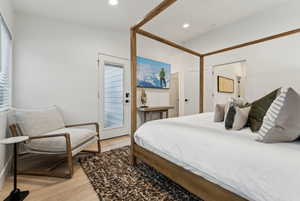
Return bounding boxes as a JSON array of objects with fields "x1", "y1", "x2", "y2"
[{"x1": 80, "y1": 146, "x2": 203, "y2": 201}]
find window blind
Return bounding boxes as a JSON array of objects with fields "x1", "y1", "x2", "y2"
[
  {"x1": 103, "y1": 63, "x2": 124, "y2": 129},
  {"x1": 0, "y1": 15, "x2": 12, "y2": 111}
]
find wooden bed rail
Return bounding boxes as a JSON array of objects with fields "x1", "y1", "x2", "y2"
[
  {"x1": 136, "y1": 29, "x2": 202, "y2": 57},
  {"x1": 132, "y1": 0, "x2": 178, "y2": 30},
  {"x1": 202, "y1": 28, "x2": 300, "y2": 56},
  {"x1": 134, "y1": 144, "x2": 247, "y2": 201}
]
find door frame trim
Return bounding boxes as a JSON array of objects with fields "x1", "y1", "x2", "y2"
[{"x1": 97, "y1": 53, "x2": 131, "y2": 140}]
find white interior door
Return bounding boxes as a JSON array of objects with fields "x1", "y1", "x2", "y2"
[
  {"x1": 183, "y1": 70, "x2": 199, "y2": 115},
  {"x1": 98, "y1": 54, "x2": 130, "y2": 139}
]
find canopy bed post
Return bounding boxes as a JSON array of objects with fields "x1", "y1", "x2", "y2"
[
  {"x1": 130, "y1": 0, "x2": 180, "y2": 166},
  {"x1": 200, "y1": 56, "x2": 204, "y2": 113},
  {"x1": 130, "y1": 28, "x2": 137, "y2": 165}
]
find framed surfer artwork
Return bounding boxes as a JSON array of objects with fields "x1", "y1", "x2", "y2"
[{"x1": 137, "y1": 56, "x2": 171, "y2": 89}]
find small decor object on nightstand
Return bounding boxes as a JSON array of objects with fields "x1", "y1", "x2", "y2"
[
  {"x1": 140, "y1": 88, "x2": 148, "y2": 108},
  {"x1": 0, "y1": 136, "x2": 30, "y2": 201}
]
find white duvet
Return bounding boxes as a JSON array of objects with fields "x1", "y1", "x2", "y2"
[{"x1": 134, "y1": 113, "x2": 300, "y2": 201}]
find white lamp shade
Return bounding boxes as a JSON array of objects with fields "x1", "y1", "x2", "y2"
[{"x1": 235, "y1": 64, "x2": 246, "y2": 77}]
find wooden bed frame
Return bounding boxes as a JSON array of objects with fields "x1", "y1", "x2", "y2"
[{"x1": 130, "y1": 1, "x2": 300, "y2": 200}]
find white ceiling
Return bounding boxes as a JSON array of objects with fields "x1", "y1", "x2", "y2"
[
  {"x1": 12, "y1": 0, "x2": 162, "y2": 31},
  {"x1": 144, "y1": 0, "x2": 291, "y2": 42},
  {"x1": 13, "y1": 0, "x2": 291, "y2": 42}
]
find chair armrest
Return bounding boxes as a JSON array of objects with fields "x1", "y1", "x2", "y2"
[
  {"x1": 29, "y1": 133, "x2": 70, "y2": 140},
  {"x1": 65, "y1": 122, "x2": 99, "y2": 135},
  {"x1": 28, "y1": 133, "x2": 72, "y2": 154}
]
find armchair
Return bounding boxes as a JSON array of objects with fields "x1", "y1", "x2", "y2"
[{"x1": 9, "y1": 106, "x2": 101, "y2": 179}]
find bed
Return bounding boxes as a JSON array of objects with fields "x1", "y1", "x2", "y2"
[
  {"x1": 130, "y1": 2, "x2": 300, "y2": 201},
  {"x1": 133, "y1": 112, "x2": 300, "y2": 201}
]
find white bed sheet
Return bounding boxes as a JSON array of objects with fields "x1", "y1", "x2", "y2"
[{"x1": 134, "y1": 112, "x2": 300, "y2": 201}]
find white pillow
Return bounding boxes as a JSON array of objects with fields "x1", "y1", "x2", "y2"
[
  {"x1": 224, "y1": 98, "x2": 249, "y2": 120},
  {"x1": 232, "y1": 106, "x2": 251, "y2": 130},
  {"x1": 214, "y1": 104, "x2": 225, "y2": 122},
  {"x1": 12, "y1": 106, "x2": 65, "y2": 137},
  {"x1": 256, "y1": 87, "x2": 300, "y2": 143}
]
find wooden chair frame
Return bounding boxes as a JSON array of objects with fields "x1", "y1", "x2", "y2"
[
  {"x1": 9, "y1": 122, "x2": 101, "y2": 179},
  {"x1": 130, "y1": 1, "x2": 300, "y2": 201}
]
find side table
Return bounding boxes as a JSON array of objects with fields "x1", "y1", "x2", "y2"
[{"x1": 0, "y1": 136, "x2": 29, "y2": 201}]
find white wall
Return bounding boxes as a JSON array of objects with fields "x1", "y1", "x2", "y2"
[
  {"x1": 0, "y1": 0, "x2": 14, "y2": 190},
  {"x1": 183, "y1": 1, "x2": 300, "y2": 112},
  {"x1": 13, "y1": 13, "x2": 185, "y2": 132},
  {"x1": 14, "y1": 14, "x2": 128, "y2": 124}
]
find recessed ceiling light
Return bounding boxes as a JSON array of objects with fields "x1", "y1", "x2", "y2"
[
  {"x1": 182, "y1": 23, "x2": 190, "y2": 29},
  {"x1": 109, "y1": 0, "x2": 118, "y2": 6}
]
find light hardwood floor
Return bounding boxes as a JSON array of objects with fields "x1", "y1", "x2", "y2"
[{"x1": 0, "y1": 135, "x2": 130, "y2": 201}]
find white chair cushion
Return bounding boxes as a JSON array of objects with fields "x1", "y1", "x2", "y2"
[
  {"x1": 27, "y1": 128, "x2": 97, "y2": 152},
  {"x1": 13, "y1": 106, "x2": 65, "y2": 137}
]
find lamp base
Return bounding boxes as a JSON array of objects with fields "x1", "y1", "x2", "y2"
[{"x1": 4, "y1": 189, "x2": 29, "y2": 201}]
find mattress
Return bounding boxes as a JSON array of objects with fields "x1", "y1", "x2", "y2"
[{"x1": 134, "y1": 112, "x2": 300, "y2": 201}]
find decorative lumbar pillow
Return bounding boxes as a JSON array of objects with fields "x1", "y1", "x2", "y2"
[
  {"x1": 256, "y1": 87, "x2": 300, "y2": 143},
  {"x1": 224, "y1": 98, "x2": 249, "y2": 119},
  {"x1": 232, "y1": 106, "x2": 251, "y2": 130},
  {"x1": 225, "y1": 105, "x2": 236, "y2": 129},
  {"x1": 13, "y1": 106, "x2": 65, "y2": 137},
  {"x1": 214, "y1": 104, "x2": 225, "y2": 122},
  {"x1": 247, "y1": 89, "x2": 279, "y2": 132}
]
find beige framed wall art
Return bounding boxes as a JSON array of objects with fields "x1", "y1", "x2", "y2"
[{"x1": 217, "y1": 76, "x2": 234, "y2": 93}]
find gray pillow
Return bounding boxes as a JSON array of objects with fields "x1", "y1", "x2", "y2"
[
  {"x1": 256, "y1": 87, "x2": 300, "y2": 143},
  {"x1": 225, "y1": 105, "x2": 236, "y2": 129},
  {"x1": 214, "y1": 104, "x2": 225, "y2": 122},
  {"x1": 232, "y1": 106, "x2": 251, "y2": 130}
]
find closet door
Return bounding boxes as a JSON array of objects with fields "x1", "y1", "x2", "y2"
[{"x1": 183, "y1": 70, "x2": 199, "y2": 115}]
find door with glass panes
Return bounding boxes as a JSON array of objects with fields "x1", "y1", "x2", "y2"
[{"x1": 98, "y1": 54, "x2": 130, "y2": 139}]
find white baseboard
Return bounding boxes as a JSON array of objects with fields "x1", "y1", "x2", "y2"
[{"x1": 0, "y1": 155, "x2": 12, "y2": 191}]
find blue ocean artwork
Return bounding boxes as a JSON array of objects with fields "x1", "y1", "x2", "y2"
[{"x1": 137, "y1": 57, "x2": 171, "y2": 89}]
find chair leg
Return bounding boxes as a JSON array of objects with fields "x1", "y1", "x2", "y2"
[
  {"x1": 67, "y1": 152, "x2": 74, "y2": 178},
  {"x1": 97, "y1": 139, "x2": 101, "y2": 154}
]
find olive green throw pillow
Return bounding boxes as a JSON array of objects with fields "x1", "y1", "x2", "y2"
[{"x1": 248, "y1": 89, "x2": 279, "y2": 132}]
